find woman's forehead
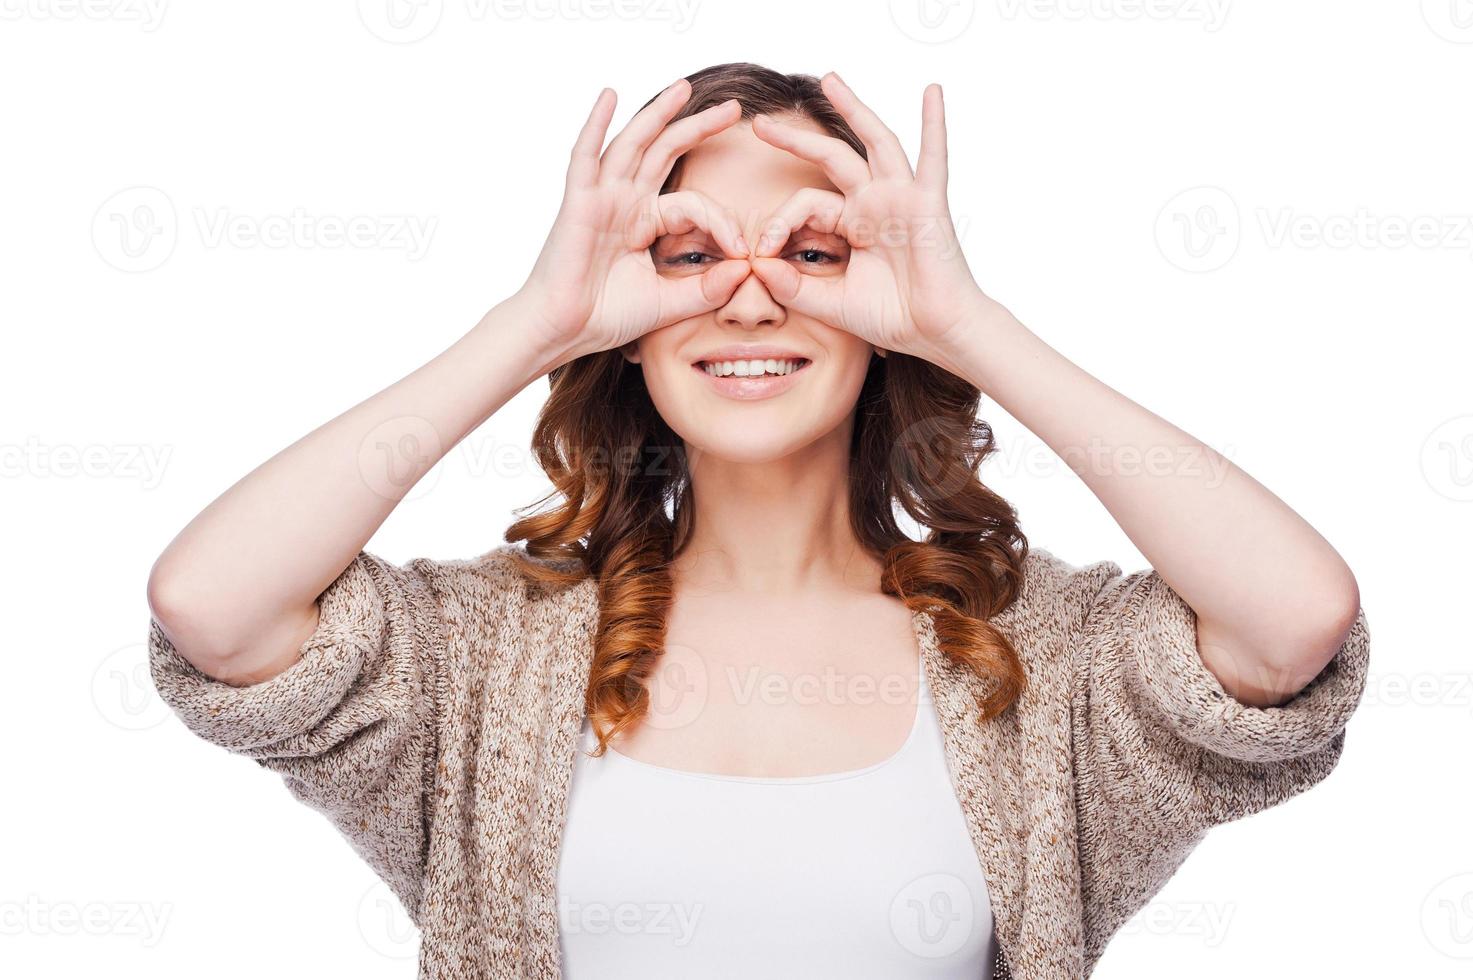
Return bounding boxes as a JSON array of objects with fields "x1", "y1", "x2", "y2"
[{"x1": 669, "y1": 117, "x2": 841, "y2": 221}]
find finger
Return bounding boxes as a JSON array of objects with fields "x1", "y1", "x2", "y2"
[
  {"x1": 656, "y1": 258, "x2": 751, "y2": 326},
  {"x1": 633, "y1": 98, "x2": 742, "y2": 191},
  {"x1": 749, "y1": 256, "x2": 845, "y2": 325},
  {"x1": 566, "y1": 88, "x2": 617, "y2": 189},
  {"x1": 600, "y1": 78, "x2": 691, "y2": 180},
  {"x1": 820, "y1": 71, "x2": 914, "y2": 180},
  {"x1": 915, "y1": 83, "x2": 948, "y2": 191},
  {"x1": 650, "y1": 189, "x2": 750, "y2": 258},
  {"x1": 749, "y1": 114, "x2": 871, "y2": 196},
  {"x1": 753, "y1": 187, "x2": 846, "y2": 257}
]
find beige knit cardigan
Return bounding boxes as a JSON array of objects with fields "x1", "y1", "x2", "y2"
[{"x1": 147, "y1": 544, "x2": 1371, "y2": 979}]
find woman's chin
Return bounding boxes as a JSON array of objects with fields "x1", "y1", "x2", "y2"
[{"x1": 681, "y1": 428, "x2": 821, "y2": 468}]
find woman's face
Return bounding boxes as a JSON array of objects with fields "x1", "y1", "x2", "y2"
[{"x1": 626, "y1": 114, "x2": 879, "y2": 465}]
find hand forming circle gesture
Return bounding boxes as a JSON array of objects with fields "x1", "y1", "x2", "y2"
[
  {"x1": 517, "y1": 79, "x2": 755, "y2": 363},
  {"x1": 745, "y1": 73, "x2": 988, "y2": 364}
]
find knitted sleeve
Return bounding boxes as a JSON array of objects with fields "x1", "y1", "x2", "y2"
[
  {"x1": 1071, "y1": 560, "x2": 1370, "y2": 827},
  {"x1": 146, "y1": 551, "x2": 447, "y2": 922},
  {"x1": 1057, "y1": 552, "x2": 1371, "y2": 953}
]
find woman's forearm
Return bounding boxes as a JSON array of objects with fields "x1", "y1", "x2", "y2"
[
  {"x1": 146, "y1": 291, "x2": 568, "y2": 684},
  {"x1": 146, "y1": 82, "x2": 754, "y2": 687},
  {"x1": 936, "y1": 296, "x2": 1361, "y2": 707}
]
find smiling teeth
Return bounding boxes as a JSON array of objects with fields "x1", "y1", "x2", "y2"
[{"x1": 703, "y1": 358, "x2": 803, "y2": 377}]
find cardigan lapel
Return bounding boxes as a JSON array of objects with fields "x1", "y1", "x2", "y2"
[
  {"x1": 915, "y1": 607, "x2": 1029, "y2": 979},
  {"x1": 528, "y1": 577, "x2": 600, "y2": 977}
]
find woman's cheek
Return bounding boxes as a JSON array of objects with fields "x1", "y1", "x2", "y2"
[{"x1": 643, "y1": 362, "x2": 683, "y2": 428}]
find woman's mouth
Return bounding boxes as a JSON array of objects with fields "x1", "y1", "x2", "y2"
[{"x1": 691, "y1": 357, "x2": 811, "y2": 400}]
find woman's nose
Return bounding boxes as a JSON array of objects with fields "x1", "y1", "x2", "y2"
[{"x1": 716, "y1": 266, "x2": 787, "y2": 330}]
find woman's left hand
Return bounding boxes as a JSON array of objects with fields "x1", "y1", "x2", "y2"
[
  {"x1": 750, "y1": 79, "x2": 1363, "y2": 714},
  {"x1": 746, "y1": 73, "x2": 990, "y2": 368}
]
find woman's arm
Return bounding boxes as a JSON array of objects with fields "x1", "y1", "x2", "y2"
[
  {"x1": 145, "y1": 298, "x2": 562, "y2": 686},
  {"x1": 934, "y1": 297, "x2": 1361, "y2": 708},
  {"x1": 147, "y1": 78, "x2": 752, "y2": 687},
  {"x1": 747, "y1": 73, "x2": 1359, "y2": 708}
]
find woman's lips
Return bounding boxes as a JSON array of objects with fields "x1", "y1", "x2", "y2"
[{"x1": 691, "y1": 360, "x2": 811, "y2": 401}]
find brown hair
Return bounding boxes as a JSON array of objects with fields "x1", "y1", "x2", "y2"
[{"x1": 506, "y1": 62, "x2": 1028, "y2": 752}]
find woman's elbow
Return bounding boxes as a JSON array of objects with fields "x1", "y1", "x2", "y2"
[{"x1": 1261, "y1": 570, "x2": 1362, "y2": 702}]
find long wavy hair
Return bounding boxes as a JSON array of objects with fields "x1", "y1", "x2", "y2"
[{"x1": 506, "y1": 62, "x2": 1029, "y2": 753}]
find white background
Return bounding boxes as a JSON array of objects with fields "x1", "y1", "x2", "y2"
[{"x1": 2, "y1": 1, "x2": 1470, "y2": 977}]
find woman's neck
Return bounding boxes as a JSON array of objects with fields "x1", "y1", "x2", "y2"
[{"x1": 674, "y1": 430, "x2": 882, "y2": 596}]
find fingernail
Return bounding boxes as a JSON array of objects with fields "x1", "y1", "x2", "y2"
[
  {"x1": 755, "y1": 235, "x2": 771, "y2": 254},
  {"x1": 735, "y1": 235, "x2": 751, "y2": 255}
]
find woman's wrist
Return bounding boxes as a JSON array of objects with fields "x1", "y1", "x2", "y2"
[
  {"x1": 912, "y1": 291, "x2": 1029, "y2": 389},
  {"x1": 470, "y1": 290, "x2": 583, "y2": 387}
]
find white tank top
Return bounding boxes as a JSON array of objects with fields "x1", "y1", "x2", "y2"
[{"x1": 555, "y1": 661, "x2": 997, "y2": 978}]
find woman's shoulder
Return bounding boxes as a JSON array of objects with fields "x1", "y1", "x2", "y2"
[
  {"x1": 400, "y1": 541, "x2": 597, "y2": 622},
  {"x1": 1017, "y1": 545, "x2": 1121, "y2": 587},
  {"x1": 413, "y1": 540, "x2": 581, "y2": 577},
  {"x1": 998, "y1": 546, "x2": 1132, "y2": 631}
]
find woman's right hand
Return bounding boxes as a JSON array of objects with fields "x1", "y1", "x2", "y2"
[
  {"x1": 515, "y1": 79, "x2": 755, "y2": 366},
  {"x1": 146, "y1": 80, "x2": 754, "y2": 686}
]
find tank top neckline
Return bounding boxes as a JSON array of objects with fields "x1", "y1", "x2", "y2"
[{"x1": 586, "y1": 657, "x2": 931, "y2": 786}]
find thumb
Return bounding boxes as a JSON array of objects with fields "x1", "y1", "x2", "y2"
[
  {"x1": 749, "y1": 257, "x2": 844, "y2": 327},
  {"x1": 655, "y1": 258, "x2": 751, "y2": 327}
]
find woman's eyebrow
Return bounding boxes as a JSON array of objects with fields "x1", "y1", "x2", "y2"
[
  {"x1": 652, "y1": 229, "x2": 718, "y2": 247},
  {"x1": 783, "y1": 228, "x2": 850, "y2": 246}
]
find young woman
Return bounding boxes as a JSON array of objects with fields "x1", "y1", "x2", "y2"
[{"x1": 145, "y1": 63, "x2": 1371, "y2": 979}]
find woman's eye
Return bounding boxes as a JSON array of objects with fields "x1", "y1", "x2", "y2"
[
  {"x1": 787, "y1": 247, "x2": 841, "y2": 265},
  {"x1": 660, "y1": 250, "x2": 715, "y2": 267}
]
